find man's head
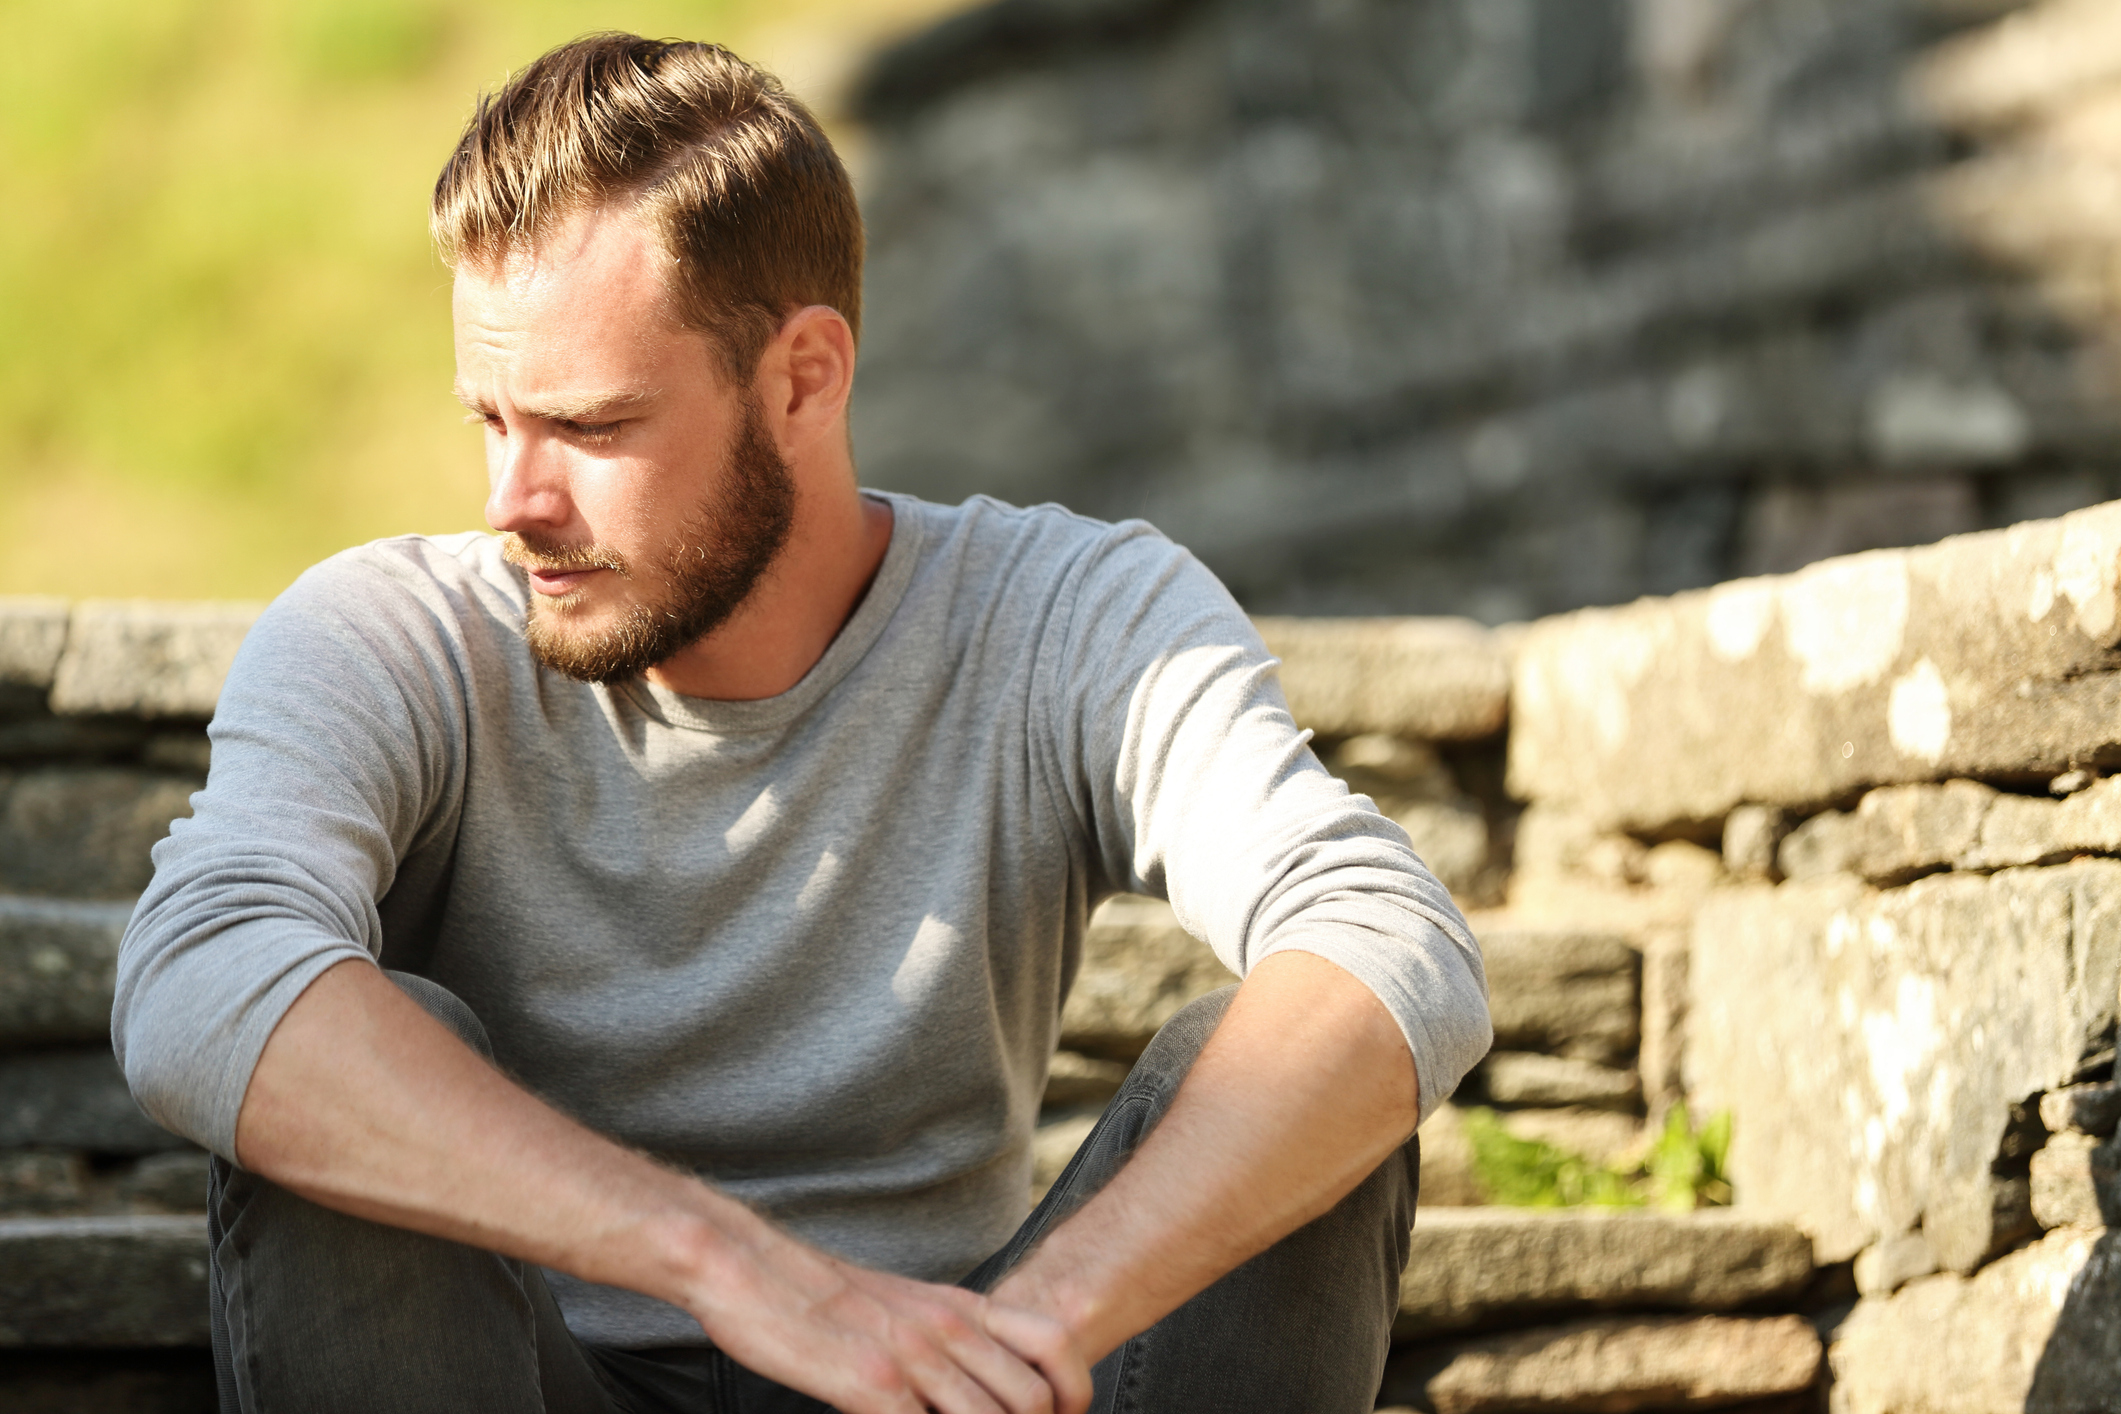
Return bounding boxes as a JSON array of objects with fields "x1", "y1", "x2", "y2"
[{"x1": 434, "y1": 35, "x2": 864, "y2": 684}]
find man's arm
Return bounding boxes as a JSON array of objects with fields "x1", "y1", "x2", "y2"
[
  {"x1": 991, "y1": 949, "x2": 1418, "y2": 1362},
  {"x1": 236, "y1": 959, "x2": 1092, "y2": 1414}
]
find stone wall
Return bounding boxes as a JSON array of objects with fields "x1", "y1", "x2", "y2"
[
  {"x1": 847, "y1": 0, "x2": 2121, "y2": 620},
  {"x1": 15, "y1": 487, "x2": 2121, "y2": 1407}
]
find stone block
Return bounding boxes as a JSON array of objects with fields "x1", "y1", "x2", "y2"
[
  {"x1": 1472, "y1": 920, "x2": 1639, "y2": 1064},
  {"x1": 1777, "y1": 780, "x2": 1994, "y2": 885},
  {"x1": 0, "y1": 1215, "x2": 209, "y2": 1347},
  {"x1": 1397, "y1": 1208, "x2": 1813, "y2": 1340},
  {"x1": 1252, "y1": 617, "x2": 1509, "y2": 743},
  {"x1": 1778, "y1": 774, "x2": 2121, "y2": 885},
  {"x1": 2041, "y1": 1080, "x2": 2121, "y2": 1136},
  {"x1": 1637, "y1": 931, "x2": 1689, "y2": 1115},
  {"x1": 0, "y1": 1051, "x2": 183, "y2": 1156},
  {"x1": 115, "y1": 1153, "x2": 210, "y2": 1214},
  {"x1": 48, "y1": 601, "x2": 261, "y2": 721},
  {"x1": 1687, "y1": 864, "x2": 2121, "y2": 1267},
  {"x1": 1059, "y1": 895, "x2": 1234, "y2": 1060},
  {"x1": 2030, "y1": 1131, "x2": 2121, "y2": 1229},
  {"x1": 0, "y1": 895, "x2": 133, "y2": 1045},
  {"x1": 1396, "y1": 800, "x2": 1492, "y2": 903},
  {"x1": 1508, "y1": 502, "x2": 2121, "y2": 832},
  {"x1": 0, "y1": 768, "x2": 197, "y2": 899},
  {"x1": 1723, "y1": 805, "x2": 1791, "y2": 879},
  {"x1": 1041, "y1": 1051, "x2": 1127, "y2": 1109},
  {"x1": 1828, "y1": 1226, "x2": 2121, "y2": 1414},
  {"x1": 1381, "y1": 1314, "x2": 1822, "y2": 1414},
  {"x1": 0, "y1": 1152, "x2": 90, "y2": 1216},
  {"x1": 1852, "y1": 1230, "x2": 1939, "y2": 1297},
  {"x1": 1476, "y1": 1052, "x2": 1641, "y2": 1112},
  {"x1": 0, "y1": 599, "x2": 68, "y2": 692}
]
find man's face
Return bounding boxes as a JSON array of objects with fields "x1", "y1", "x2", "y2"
[{"x1": 452, "y1": 209, "x2": 794, "y2": 684}]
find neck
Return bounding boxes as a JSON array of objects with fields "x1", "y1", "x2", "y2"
[{"x1": 643, "y1": 463, "x2": 893, "y2": 701}]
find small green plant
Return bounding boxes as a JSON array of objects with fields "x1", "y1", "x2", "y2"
[
  {"x1": 1462, "y1": 1104, "x2": 1733, "y2": 1211},
  {"x1": 1641, "y1": 1104, "x2": 1733, "y2": 1211}
]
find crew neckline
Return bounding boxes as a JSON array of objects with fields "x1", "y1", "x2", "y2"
[{"x1": 613, "y1": 491, "x2": 925, "y2": 734}]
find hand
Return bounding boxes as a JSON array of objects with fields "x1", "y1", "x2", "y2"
[{"x1": 679, "y1": 1222, "x2": 1093, "y2": 1414}]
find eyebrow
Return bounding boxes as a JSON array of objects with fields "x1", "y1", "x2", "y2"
[{"x1": 452, "y1": 385, "x2": 660, "y2": 422}]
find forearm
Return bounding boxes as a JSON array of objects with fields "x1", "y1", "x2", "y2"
[
  {"x1": 233, "y1": 958, "x2": 762, "y2": 1314},
  {"x1": 992, "y1": 950, "x2": 1420, "y2": 1361},
  {"x1": 235, "y1": 959, "x2": 1091, "y2": 1413}
]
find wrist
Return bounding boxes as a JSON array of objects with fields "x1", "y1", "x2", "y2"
[{"x1": 991, "y1": 1258, "x2": 1115, "y2": 1362}]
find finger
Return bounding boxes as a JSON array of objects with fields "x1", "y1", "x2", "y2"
[
  {"x1": 910, "y1": 1291, "x2": 1058, "y2": 1414},
  {"x1": 904, "y1": 1342, "x2": 1011, "y2": 1414},
  {"x1": 931, "y1": 1325, "x2": 1056, "y2": 1414},
  {"x1": 983, "y1": 1306, "x2": 1092, "y2": 1414}
]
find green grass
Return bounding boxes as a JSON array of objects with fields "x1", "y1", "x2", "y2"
[
  {"x1": 1464, "y1": 1104, "x2": 1734, "y2": 1211},
  {"x1": 0, "y1": 0, "x2": 955, "y2": 600}
]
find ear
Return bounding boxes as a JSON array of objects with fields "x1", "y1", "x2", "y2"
[{"x1": 755, "y1": 305, "x2": 855, "y2": 457}]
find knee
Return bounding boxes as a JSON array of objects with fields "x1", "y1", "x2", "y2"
[
  {"x1": 385, "y1": 972, "x2": 494, "y2": 1060},
  {"x1": 1122, "y1": 985, "x2": 1237, "y2": 1102}
]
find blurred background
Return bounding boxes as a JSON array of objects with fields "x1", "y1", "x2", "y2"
[{"x1": 6, "y1": 0, "x2": 2121, "y2": 617}]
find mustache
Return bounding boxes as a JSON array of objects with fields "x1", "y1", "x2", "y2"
[{"x1": 500, "y1": 533, "x2": 630, "y2": 576}]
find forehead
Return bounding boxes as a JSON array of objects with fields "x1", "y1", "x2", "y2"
[{"x1": 452, "y1": 208, "x2": 682, "y2": 366}]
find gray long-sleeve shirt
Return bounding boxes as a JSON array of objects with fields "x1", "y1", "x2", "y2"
[{"x1": 113, "y1": 493, "x2": 1491, "y2": 1346}]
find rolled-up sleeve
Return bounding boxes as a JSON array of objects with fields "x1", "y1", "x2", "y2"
[
  {"x1": 1036, "y1": 524, "x2": 1493, "y2": 1121},
  {"x1": 112, "y1": 554, "x2": 467, "y2": 1159}
]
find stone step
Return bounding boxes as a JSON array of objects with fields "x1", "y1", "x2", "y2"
[
  {"x1": 0, "y1": 895, "x2": 134, "y2": 1045},
  {"x1": 1398, "y1": 1208, "x2": 1815, "y2": 1341},
  {"x1": 0, "y1": 1216, "x2": 209, "y2": 1348},
  {"x1": 1378, "y1": 1313, "x2": 1823, "y2": 1414},
  {"x1": 1, "y1": 1049, "x2": 187, "y2": 1156}
]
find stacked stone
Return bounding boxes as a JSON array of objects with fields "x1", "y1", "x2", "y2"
[
  {"x1": 0, "y1": 599, "x2": 252, "y2": 1407},
  {"x1": 848, "y1": 0, "x2": 2121, "y2": 621},
  {"x1": 1508, "y1": 499, "x2": 2121, "y2": 1408}
]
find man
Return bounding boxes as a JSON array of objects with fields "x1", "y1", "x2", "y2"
[{"x1": 114, "y1": 33, "x2": 1490, "y2": 1414}]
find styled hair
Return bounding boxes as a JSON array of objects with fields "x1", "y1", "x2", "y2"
[{"x1": 432, "y1": 33, "x2": 862, "y2": 380}]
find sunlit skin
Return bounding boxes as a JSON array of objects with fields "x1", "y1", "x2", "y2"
[{"x1": 230, "y1": 206, "x2": 1425, "y2": 1414}]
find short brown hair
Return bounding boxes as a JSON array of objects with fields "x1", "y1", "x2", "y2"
[{"x1": 432, "y1": 33, "x2": 862, "y2": 380}]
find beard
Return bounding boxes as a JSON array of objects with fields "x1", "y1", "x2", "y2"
[{"x1": 503, "y1": 399, "x2": 798, "y2": 686}]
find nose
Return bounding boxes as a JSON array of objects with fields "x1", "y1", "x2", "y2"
[{"x1": 483, "y1": 423, "x2": 575, "y2": 536}]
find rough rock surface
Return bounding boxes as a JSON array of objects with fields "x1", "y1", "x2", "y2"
[
  {"x1": 1688, "y1": 864, "x2": 2121, "y2": 1267},
  {"x1": 0, "y1": 1051, "x2": 184, "y2": 1156},
  {"x1": 0, "y1": 1215, "x2": 210, "y2": 1347},
  {"x1": 0, "y1": 768, "x2": 198, "y2": 899},
  {"x1": 1829, "y1": 1226, "x2": 2121, "y2": 1414},
  {"x1": 0, "y1": 895, "x2": 133, "y2": 1044},
  {"x1": 1397, "y1": 1208, "x2": 1813, "y2": 1340},
  {"x1": 1778, "y1": 774, "x2": 2121, "y2": 885},
  {"x1": 1470, "y1": 921, "x2": 1639, "y2": 1064},
  {"x1": 1252, "y1": 618, "x2": 1509, "y2": 742},
  {"x1": 2041, "y1": 1080, "x2": 2121, "y2": 1136},
  {"x1": 1474, "y1": 1052, "x2": 1642, "y2": 1112},
  {"x1": 1060, "y1": 895, "x2": 1234, "y2": 1060},
  {"x1": 1509, "y1": 503, "x2": 2121, "y2": 831},
  {"x1": 1382, "y1": 1314, "x2": 1822, "y2": 1414},
  {"x1": 1041, "y1": 1051, "x2": 1128, "y2": 1109},
  {"x1": 0, "y1": 1153, "x2": 91, "y2": 1216},
  {"x1": 0, "y1": 599, "x2": 69, "y2": 691},
  {"x1": 48, "y1": 602, "x2": 259, "y2": 720},
  {"x1": 2029, "y1": 1131, "x2": 2121, "y2": 1230}
]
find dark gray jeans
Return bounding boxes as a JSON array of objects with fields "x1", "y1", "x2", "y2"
[{"x1": 209, "y1": 974, "x2": 1419, "y2": 1412}]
